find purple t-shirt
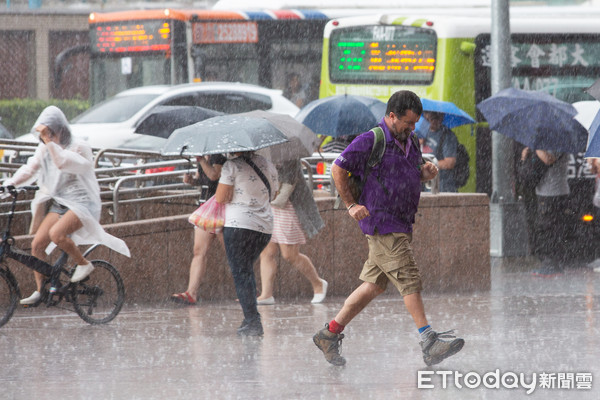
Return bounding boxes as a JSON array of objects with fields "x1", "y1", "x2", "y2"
[{"x1": 334, "y1": 119, "x2": 423, "y2": 235}]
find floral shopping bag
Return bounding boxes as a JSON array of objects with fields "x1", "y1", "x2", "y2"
[{"x1": 188, "y1": 196, "x2": 225, "y2": 234}]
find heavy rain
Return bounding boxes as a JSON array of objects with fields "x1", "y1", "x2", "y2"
[{"x1": 1, "y1": 0, "x2": 600, "y2": 399}]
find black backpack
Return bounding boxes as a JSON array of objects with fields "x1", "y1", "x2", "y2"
[{"x1": 437, "y1": 129, "x2": 470, "y2": 189}]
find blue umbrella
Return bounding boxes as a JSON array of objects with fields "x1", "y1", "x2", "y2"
[
  {"x1": 415, "y1": 98, "x2": 475, "y2": 136},
  {"x1": 295, "y1": 95, "x2": 386, "y2": 137},
  {"x1": 585, "y1": 109, "x2": 600, "y2": 158},
  {"x1": 477, "y1": 88, "x2": 588, "y2": 154}
]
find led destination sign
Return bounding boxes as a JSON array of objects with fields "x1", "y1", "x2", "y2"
[
  {"x1": 329, "y1": 26, "x2": 437, "y2": 84},
  {"x1": 192, "y1": 22, "x2": 258, "y2": 44},
  {"x1": 92, "y1": 20, "x2": 171, "y2": 53}
]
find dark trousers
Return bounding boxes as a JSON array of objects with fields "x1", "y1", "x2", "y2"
[
  {"x1": 223, "y1": 227, "x2": 271, "y2": 322},
  {"x1": 535, "y1": 195, "x2": 570, "y2": 266}
]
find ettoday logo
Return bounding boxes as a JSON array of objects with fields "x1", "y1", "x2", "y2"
[{"x1": 417, "y1": 370, "x2": 593, "y2": 394}]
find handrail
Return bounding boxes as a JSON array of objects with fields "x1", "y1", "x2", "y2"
[
  {"x1": 110, "y1": 169, "x2": 201, "y2": 223},
  {"x1": 0, "y1": 139, "x2": 328, "y2": 225}
]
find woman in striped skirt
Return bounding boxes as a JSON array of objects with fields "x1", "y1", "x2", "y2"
[{"x1": 257, "y1": 159, "x2": 328, "y2": 305}]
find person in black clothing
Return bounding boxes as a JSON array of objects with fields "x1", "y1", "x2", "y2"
[{"x1": 171, "y1": 154, "x2": 227, "y2": 305}]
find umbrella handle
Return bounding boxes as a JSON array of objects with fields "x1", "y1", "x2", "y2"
[{"x1": 180, "y1": 145, "x2": 192, "y2": 171}]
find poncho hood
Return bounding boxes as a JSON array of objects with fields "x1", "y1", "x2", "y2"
[{"x1": 31, "y1": 106, "x2": 72, "y2": 147}]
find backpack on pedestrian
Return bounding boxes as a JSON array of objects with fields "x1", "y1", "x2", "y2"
[{"x1": 438, "y1": 129, "x2": 470, "y2": 189}]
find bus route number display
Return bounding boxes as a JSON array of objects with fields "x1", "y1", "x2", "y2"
[
  {"x1": 92, "y1": 20, "x2": 171, "y2": 53},
  {"x1": 329, "y1": 26, "x2": 437, "y2": 85}
]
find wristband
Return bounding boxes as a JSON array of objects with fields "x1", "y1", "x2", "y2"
[{"x1": 347, "y1": 203, "x2": 357, "y2": 211}]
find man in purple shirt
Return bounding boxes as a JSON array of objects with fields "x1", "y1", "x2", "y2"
[{"x1": 313, "y1": 91, "x2": 464, "y2": 366}]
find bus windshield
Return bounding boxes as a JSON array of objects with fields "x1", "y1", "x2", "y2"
[
  {"x1": 329, "y1": 25, "x2": 437, "y2": 85},
  {"x1": 72, "y1": 94, "x2": 160, "y2": 123}
]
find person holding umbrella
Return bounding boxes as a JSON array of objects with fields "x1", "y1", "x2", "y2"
[
  {"x1": 215, "y1": 150, "x2": 278, "y2": 336},
  {"x1": 521, "y1": 146, "x2": 570, "y2": 277},
  {"x1": 257, "y1": 159, "x2": 327, "y2": 305},
  {"x1": 312, "y1": 90, "x2": 464, "y2": 366},
  {"x1": 420, "y1": 111, "x2": 459, "y2": 192}
]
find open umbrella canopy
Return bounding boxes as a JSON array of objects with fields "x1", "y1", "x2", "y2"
[
  {"x1": 585, "y1": 109, "x2": 600, "y2": 158},
  {"x1": 236, "y1": 110, "x2": 316, "y2": 163},
  {"x1": 134, "y1": 105, "x2": 223, "y2": 139},
  {"x1": 296, "y1": 95, "x2": 386, "y2": 137},
  {"x1": 161, "y1": 114, "x2": 288, "y2": 157},
  {"x1": 415, "y1": 98, "x2": 475, "y2": 137},
  {"x1": 585, "y1": 78, "x2": 600, "y2": 102},
  {"x1": 477, "y1": 88, "x2": 588, "y2": 154}
]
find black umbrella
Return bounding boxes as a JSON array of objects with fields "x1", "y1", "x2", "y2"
[{"x1": 134, "y1": 105, "x2": 223, "y2": 139}]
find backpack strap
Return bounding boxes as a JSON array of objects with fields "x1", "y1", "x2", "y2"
[
  {"x1": 367, "y1": 127, "x2": 386, "y2": 168},
  {"x1": 333, "y1": 128, "x2": 386, "y2": 209}
]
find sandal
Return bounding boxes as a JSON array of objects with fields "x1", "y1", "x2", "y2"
[{"x1": 170, "y1": 291, "x2": 196, "y2": 305}]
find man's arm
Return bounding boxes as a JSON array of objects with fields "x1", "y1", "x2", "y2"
[
  {"x1": 535, "y1": 149, "x2": 557, "y2": 165},
  {"x1": 437, "y1": 157, "x2": 456, "y2": 170},
  {"x1": 331, "y1": 163, "x2": 370, "y2": 221}
]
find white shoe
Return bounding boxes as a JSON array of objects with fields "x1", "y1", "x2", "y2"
[
  {"x1": 257, "y1": 296, "x2": 275, "y2": 305},
  {"x1": 20, "y1": 291, "x2": 41, "y2": 305},
  {"x1": 71, "y1": 262, "x2": 95, "y2": 282},
  {"x1": 311, "y1": 279, "x2": 328, "y2": 304}
]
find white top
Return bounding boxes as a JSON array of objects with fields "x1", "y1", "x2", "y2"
[
  {"x1": 4, "y1": 107, "x2": 130, "y2": 258},
  {"x1": 219, "y1": 154, "x2": 278, "y2": 234}
]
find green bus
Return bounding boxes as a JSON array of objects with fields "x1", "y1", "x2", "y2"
[{"x1": 319, "y1": 11, "x2": 600, "y2": 194}]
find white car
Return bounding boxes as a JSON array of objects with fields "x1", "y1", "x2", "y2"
[{"x1": 16, "y1": 82, "x2": 300, "y2": 151}]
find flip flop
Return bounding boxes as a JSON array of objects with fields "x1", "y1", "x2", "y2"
[{"x1": 170, "y1": 291, "x2": 196, "y2": 305}]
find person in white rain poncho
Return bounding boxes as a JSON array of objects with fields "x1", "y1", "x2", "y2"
[{"x1": 2, "y1": 106, "x2": 130, "y2": 305}]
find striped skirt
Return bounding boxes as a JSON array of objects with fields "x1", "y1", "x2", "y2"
[{"x1": 271, "y1": 202, "x2": 306, "y2": 245}]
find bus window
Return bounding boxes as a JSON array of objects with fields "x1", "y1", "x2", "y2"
[
  {"x1": 328, "y1": 25, "x2": 437, "y2": 85},
  {"x1": 191, "y1": 43, "x2": 260, "y2": 84},
  {"x1": 270, "y1": 41, "x2": 322, "y2": 105},
  {"x1": 91, "y1": 56, "x2": 170, "y2": 104}
]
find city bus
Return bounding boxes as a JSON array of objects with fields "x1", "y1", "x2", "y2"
[
  {"x1": 87, "y1": 8, "x2": 333, "y2": 104},
  {"x1": 319, "y1": 12, "x2": 600, "y2": 191},
  {"x1": 318, "y1": 10, "x2": 600, "y2": 259}
]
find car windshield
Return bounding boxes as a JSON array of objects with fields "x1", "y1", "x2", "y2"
[
  {"x1": 72, "y1": 94, "x2": 161, "y2": 123},
  {"x1": 0, "y1": 122, "x2": 13, "y2": 139}
]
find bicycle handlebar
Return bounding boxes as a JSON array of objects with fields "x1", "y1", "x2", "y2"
[{"x1": 0, "y1": 185, "x2": 39, "y2": 197}]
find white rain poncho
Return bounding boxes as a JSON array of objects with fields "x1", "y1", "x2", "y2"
[{"x1": 3, "y1": 106, "x2": 130, "y2": 257}]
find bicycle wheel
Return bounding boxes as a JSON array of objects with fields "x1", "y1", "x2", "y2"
[
  {"x1": 72, "y1": 260, "x2": 125, "y2": 325},
  {"x1": 0, "y1": 267, "x2": 19, "y2": 328}
]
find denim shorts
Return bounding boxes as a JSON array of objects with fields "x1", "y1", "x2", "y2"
[
  {"x1": 48, "y1": 200, "x2": 69, "y2": 216},
  {"x1": 360, "y1": 232, "x2": 423, "y2": 296}
]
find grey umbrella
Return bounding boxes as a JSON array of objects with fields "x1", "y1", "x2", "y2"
[
  {"x1": 134, "y1": 105, "x2": 223, "y2": 139},
  {"x1": 161, "y1": 114, "x2": 289, "y2": 156},
  {"x1": 236, "y1": 110, "x2": 317, "y2": 163}
]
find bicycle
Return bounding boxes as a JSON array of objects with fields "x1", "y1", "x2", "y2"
[{"x1": 0, "y1": 185, "x2": 125, "y2": 327}]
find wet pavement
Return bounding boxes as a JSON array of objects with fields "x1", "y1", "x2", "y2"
[{"x1": 1, "y1": 257, "x2": 600, "y2": 400}]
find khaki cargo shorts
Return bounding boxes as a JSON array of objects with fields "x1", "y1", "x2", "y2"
[{"x1": 359, "y1": 232, "x2": 423, "y2": 296}]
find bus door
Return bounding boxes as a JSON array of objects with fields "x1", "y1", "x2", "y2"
[
  {"x1": 190, "y1": 17, "x2": 327, "y2": 104},
  {"x1": 258, "y1": 19, "x2": 327, "y2": 105}
]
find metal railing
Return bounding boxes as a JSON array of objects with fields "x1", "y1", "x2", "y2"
[
  {"x1": 0, "y1": 140, "x2": 204, "y2": 223},
  {"x1": 1, "y1": 139, "x2": 438, "y2": 224}
]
